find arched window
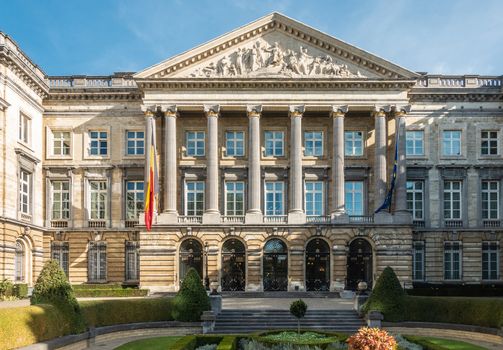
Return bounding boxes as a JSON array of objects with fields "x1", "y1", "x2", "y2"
[
  {"x1": 221, "y1": 239, "x2": 246, "y2": 291},
  {"x1": 305, "y1": 238, "x2": 330, "y2": 291},
  {"x1": 14, "y1": 241, "x2": 24, "y2": 282},
  {"x1": 263, "y1": 239, "x2": 288, "y2": 291},
  {"x1": 179, "y1": 239, "x2": 203, "y2": 282}
]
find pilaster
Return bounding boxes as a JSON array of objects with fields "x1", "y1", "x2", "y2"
[{"x1": 373, "y1": 105, "x2": 392, "y2": 224}]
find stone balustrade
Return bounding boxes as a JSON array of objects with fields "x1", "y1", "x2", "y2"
[
  {"x1": 415, "y1": 75, "x2": 502, "y2": 88},
  {"x1": 47, "y1": 73, "x2": 137, "y2": 88}
]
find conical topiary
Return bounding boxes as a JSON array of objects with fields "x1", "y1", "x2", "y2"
[
  {"x1": 172, "y1": 267, "x2": 210, "y2": 322},
  {"x1": 31, "y1": 260, "x2": 85, "y2": 332},
  {"x1": 362, "y1": 266, "x2": 406, "y2": 321}
]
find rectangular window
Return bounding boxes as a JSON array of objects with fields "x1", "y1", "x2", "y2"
[
  {"x1": 51, "y1": 242, "x2": 69, "y2": 276},
  {"x1": 225, "y1": 181, "x2": 245, "y2": 216},
  {"x1": 444, "y1": 241, "x2": 461, "y2": 280},
  {"x1": 482, "y1": 242, "x2": 499, "y2": 280},
  {"x1": 53, "y1": 131, "x2": 71, "y2": 156},
  {"x1": 442, "y1": 130, "x2": 461, "y2": 156},
  {"x1": 88, "y1": 242, "x2": 107, "y2": 282},
  {"x1": 126, "y1": 181, "x2": 144, "y2": 219},
  {"x1": 305, "y1": 181, "x2": 324, "y2": 216},
  {"x1": 413, "y1": 241, "x2": 425, "y2": 281},
  {"x1": 225, "y1": 131, "x2": 245, "y2": 157},
  {"x1": 89, "y1": 180, "x2": 107, "y2": 220},
  {"x1": 264, "y1": 131, "x2": 285, "y2": 157},
  {"x1": 125, "y1": 241, "x2": 140, "y2": 281},
  {"x1": 19, "y1": 113, "x2": 30, "y2": 144},
  {"x1": 126, "y1": 131, "x2": 145, "y2": 155},
  {"x1": 444, "y1": 181, "x2": 462, "y2": 220},
  {"x1": 51, "y1": 180, "x2": 70, "y2": 220},
  {"x1": 304, "y1": 131, "x2": 323, "y2": 157},
  {"x1": 345, "y1": 181, "x2": 364, "y2": 216},
  {"x1": 406, "y1": 181, "x2": 424, "y2": 220},
  {"x1": 185, "y1": 181, "x2": 204, "y2": 216},
  {"x1": 344, "y1": 131, "x2": 364, "y2": 156},
  {"x1": 406, "y1": 131, "x2": 424, "y2": 156},
  {"x1": 265, "y1": 181, "x2": 285, "y2": 215},
  {"x1": 186, "y1": 131, "x2": 205, "y2": 156},
  {"x1": 89, "y1": 131, "x2": 108, "y2": 156},
  {"x1": 481, "y1": 131, "x2": 498, "y2": 156},
  {"x1": 19, "y1": 170, "x2": 31, "y2": 214},
  {"x1": 482, "y1": 181, "x2": 499, "y2": 220}
]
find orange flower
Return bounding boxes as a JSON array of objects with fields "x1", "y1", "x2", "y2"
[{"x1": 347, "y1": 327, "x2": 397, "y2": 350}]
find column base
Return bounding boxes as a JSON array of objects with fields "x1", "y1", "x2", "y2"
[
  {"x1": 393, "y1": 211, "x2": 412, "y2": 224},
  {"x1": 157, "y1": 212, "x2": 179, "y2": 224},
  {"x1": 331, "y1": 212, "x2": 349, "y2": 224},
  {"x1": 245, "y1": 212, "x2": 263, "y2": 224},
  {"x1": 288, "y1": 211, "x2": 306, "y2": 224},
  {"x1": 374, "y1": 211, "x2": 393, "y2": 224},
  {"x1": 202, "y1": 212, "x2": 221, "y2": 224}
]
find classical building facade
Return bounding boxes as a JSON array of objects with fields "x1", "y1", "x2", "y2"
[{"x1": 1, "y1": 13, "x2": 502, "y2": 293}]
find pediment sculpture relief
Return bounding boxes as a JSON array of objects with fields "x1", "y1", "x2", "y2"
[{"x1": 188, "y1": 41, "x2": 366, "y2": 78}]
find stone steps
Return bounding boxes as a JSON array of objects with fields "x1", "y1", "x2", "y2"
[
  {"x1": 211, "y1": 309, "x2": 364, "y2": 334},
  {"x1": 220, "y1": 291, "x2": 341, "y2": 298}
]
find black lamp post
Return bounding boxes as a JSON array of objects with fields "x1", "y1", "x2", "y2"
[{"x1": 204, "y1": 242, "x2": 210, "y2": 290}]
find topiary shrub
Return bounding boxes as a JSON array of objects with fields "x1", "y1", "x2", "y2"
[
  {"x1": 172, "y1": 267, "x2": 210, "y2": 322},
  {"x1": 30, "y1": 260, "x2": 85, "y2": 333},
  {"x1": 362, "y1": 266, "x2": 406, "y2": 322},
  {"x1": 290, "y1": 299, "x2": 307, "y2": 334}
]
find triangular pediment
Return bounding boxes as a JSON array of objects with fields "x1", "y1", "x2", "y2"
[{"x1": 135, "y1": 13, "x2": 419, "y2": 80}]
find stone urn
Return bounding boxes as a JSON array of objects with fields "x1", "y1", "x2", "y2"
[{"x1": 357, "y1": 281, "x2": 368, "y2": 293}]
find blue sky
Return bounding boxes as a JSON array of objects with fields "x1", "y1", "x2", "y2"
[{"x1": 2, "y1": 0, "x2": 502, "y2": 76}]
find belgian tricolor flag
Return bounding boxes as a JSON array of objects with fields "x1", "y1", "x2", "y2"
[{"x1": 144, "y1": 116, "x2": 159, "y2": 231}]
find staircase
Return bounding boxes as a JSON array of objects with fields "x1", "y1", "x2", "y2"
[{"x1": 211, "y1": 309, "x2": 364, "y2": 334}]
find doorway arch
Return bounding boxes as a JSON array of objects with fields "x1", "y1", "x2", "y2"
[
  {"x1": 179, "y1": 239, "x2": 203, "y2": 283},
  {"x1": 305, "y1": 238, "x2": 330, "y2": 291},
  {"x1": 263, "y1": 238, "x2": 288, "y2": 291},
  {"x1": 221, "y1": 238, "x2": 246, "y2": 291},
  {"x1": 346, "y1": 238, "x2": 373, "y2": 290}
]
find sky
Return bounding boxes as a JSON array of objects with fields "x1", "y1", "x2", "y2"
[{"x1": 1, "y1": 0, "x2": 502, "y2": 76}]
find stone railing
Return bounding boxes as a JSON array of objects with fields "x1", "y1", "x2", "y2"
[
  {"x1": 263, "y1": 215, "x2": 288, "y2": 224},
  {"x1": 48, "y1": 73, "x2": 137, "y2": 89},
  {"x1": 349, "y1": 215, "x2": 374, "y2": 224},
  {"x1": 221, "y1": 215, "x2": 245, "y2": 224},
  {"x1": 415, "y1": 75, "x2": 502, "y2": 88},
  {"x1": 178, "y1": 215, "x2": 203, "y2": 224},
  {"x1": 306, "y1": 215, "x2": 330, "y2": 224}
]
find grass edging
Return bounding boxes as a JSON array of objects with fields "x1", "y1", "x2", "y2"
[{"x1": 383, "y1": 321, "x2": 503, "y2": 336}]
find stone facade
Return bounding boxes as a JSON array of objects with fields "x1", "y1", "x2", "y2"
[{"x1": 0, "y1": 13, "x2": 502, "y2": 292}]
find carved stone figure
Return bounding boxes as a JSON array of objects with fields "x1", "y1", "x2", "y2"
[{"x1": 264, "y1": 42, "x2": 283, "y2": 67}]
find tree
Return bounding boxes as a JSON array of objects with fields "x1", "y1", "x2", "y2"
[
  {"x1": 290, "y1": 299, "x2": 307, "y2": 334},
  {"x1": 361, "y1": 266, "x2": 406, "y2": 321},
  {"x1": 172, "y1": 268, "x2": 211, "y2": 322}
]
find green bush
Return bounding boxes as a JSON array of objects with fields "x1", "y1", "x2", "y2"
[
  {"x1": 72, "y1": 283, "x2": 123, "y2": 290},
  {"x1": 362, "y1": 266, "x2": 406, "y2": 322},
  {"x1": 404, "y1": 296, "x2": 503, "y2": 328},
  {"x1": 74, "y1": 288, "x2": 148, "y2": 298},
  {"x1": 0, "y1": 279, "x2": 13, "y2": 298},
  {"x1": 0, "y1": 304, "x2": 74, "y2": 350},
  {"x1": 80, "y1": 298, "x2": 173, "y2": 327},
  {"x1": 172, "y1": 268, "x2": 210, "y2": 322},
  {"x1": 290, "y1": 299, "x2": 307, "y2": 333},
  {"x1": 14, "y1": 283, "x2": 29, "y2": 298},
  {"x1": 31, "y1": 260, "x2": 85, "y2": 333},
  {"x1": 217, "y1": 336, "x2": 238, "y2": 350},
  {"x1": 170, "y1": 335, "x2": 222, "y2": 350}
]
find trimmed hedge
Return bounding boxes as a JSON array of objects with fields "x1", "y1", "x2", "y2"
[
  {"x1": 74, "y1": 288, "x2": 148, "y2": 298},
  {"x1": 81, "y1": 298, "x2": 173, "y2": 327},
  {"x1": 14, "y1": 283, "x2": 29, "y2": 298},
  {"x1": 72, "y1": 283, "x2": 123, "y2": 290},
  {"x1": 404, "y1": 296, "x2": 503, "y2": 329},
  {"x1": 407, "y1": 282, "x2": 503, "y2": 297},
  {"x1": 217, "y1": 336, "x2": 238, "y2": 350},
  {"x1": 0, "y1": 304, "x2": 74, "y2": 350},
  {"x1": 0, "y1": 280, "x2": 29, "y2": 299},
  {"x1": 171, "y1": 335, "x2": 223, "y2": 350},
  {"x1": 403, "y1": 335, "x2": 487, "y2": 350}
]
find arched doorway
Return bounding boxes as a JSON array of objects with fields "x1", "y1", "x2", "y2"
[
  {"x1": 179, "y1": 239, "x2": 203, "y2": 283},
  {"x1": 14, "y1": 240, "x2": 25, "y2": 282},
  {"x1": 221, "y1": 239, "x2": 246, "y2": 291},
  {"x1": 263, "y1": 238, "x2": 288, "y2": 291},
  {"x1": 346, "y1": 238, "x2": 373, "y2": 290},
  {"x1": 305, "y1": 238, "x2": 330, "y2": 291}
]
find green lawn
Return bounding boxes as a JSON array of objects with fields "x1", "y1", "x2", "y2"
[
  {"x1": 404, "y1": 335, "x2": 488, "y2": 350},
  {"x1": 114, "y1": 336, "x2": 182, "y2": 350}
]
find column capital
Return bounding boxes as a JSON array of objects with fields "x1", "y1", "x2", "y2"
[
  {"x1": 393, "y1": 104, "x2": 411, "y2": 116},
  {"x1": 246, "y1": 104, "x2": 262, "y2": 118},
  {"x1": 289, "y1": 105, "x2": 305, "y2": 118},
  {"x1": 141, "y1": 105, "x2": 157, "y2": 117},
  {"x1": 330, "y1": 105, "x2": 349, "y2": 117},
  {"x1": 161, "y1": 104, "x2": 178, "y2": 118},
  {"x1": 373, "y1": 104, "x2": 391, "y2": 117},
  {"x1": 204, "y1": 104, "x2": 220, "y2": 118}
]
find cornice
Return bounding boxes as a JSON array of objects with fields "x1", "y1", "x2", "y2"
[
  {"x1": 136, "y1": 78, "x2": 417, "y2": 91},
  {"x1": 409, "y1": 90, "x2": 502, "y2": 102},
  {"x1": 45, "y1": 88, "x2": 143, "y2": 101}
]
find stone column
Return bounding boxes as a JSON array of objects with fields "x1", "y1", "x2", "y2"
[
  {"x1": 331, "y1": 105, "x2": 349, "y2": 223},
  {"x1": 158, "y1": 105, "x2": 178, "y2": 224},
  {"x1": 394, "y1": 105, "x2": 412, "y2": 224},
  {"x1": 245, "y1": 105, "x2": 263, "y2": 224},
  {"x1": 203, "y1": 105, "x2": 221, "y2": 224},
  {"x1": 374, "y1": 105, "x2": 392, "y2": 223},
  {"x1": 288, "y1": 105, "x2": 306, "y2": 224}
]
